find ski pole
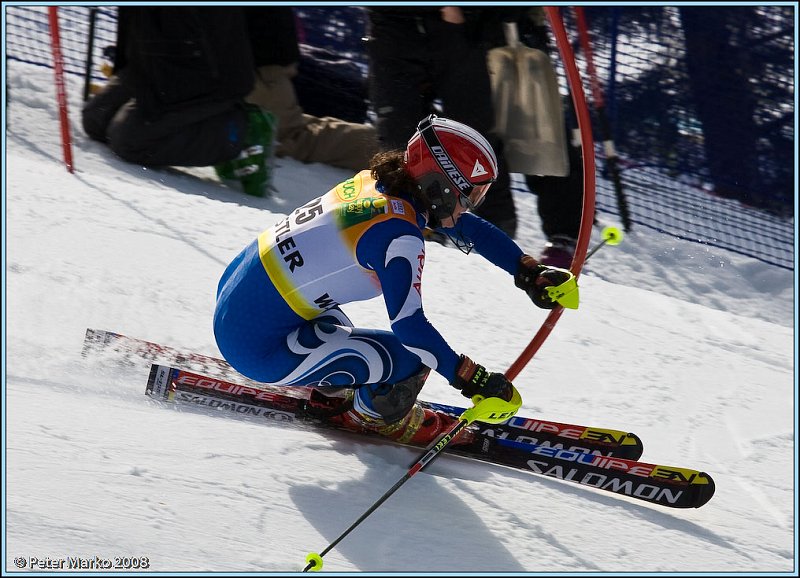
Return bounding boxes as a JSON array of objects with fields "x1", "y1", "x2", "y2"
[
  {"x1": 302, "y1": 391, "x2": 523, "y2": 572},
  {"x1": 584, "y1": 225, "x2": 624, "y2": 262},
  {"x1": 541, "y1": 226, "x2": 623, "y2": 310}
]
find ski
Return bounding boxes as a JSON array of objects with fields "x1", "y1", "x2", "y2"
[
  {"x1": 468, "y1": 437, "x2": 715, "y2": 509},
  {"x1": 145, "y1": 364, "x2": 715, "y2": 509},
  {"x1": 84, "y1": 328, "x2": 643, "y2": 459}
]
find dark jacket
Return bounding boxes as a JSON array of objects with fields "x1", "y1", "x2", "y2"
[
  {"x1": 118, "y1": 7, "x2": 254, "y2": 121},
  {"x1": 367, "y1": 7, "x2": 525, "y2": 50},
  {"x1": 244, "y1": 6, "x2": 301, "y2": 67}
]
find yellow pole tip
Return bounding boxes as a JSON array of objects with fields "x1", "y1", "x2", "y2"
[
  {"x1": 602, "y1": 226, "x2": 624, "y2": 245},
  {"x1": 305, "y1": 552, "x2": 323, "y2": 572}
]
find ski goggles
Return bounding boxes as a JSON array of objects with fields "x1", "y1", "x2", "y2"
[{"x1": 459, "y1": 181, "x2": 492, "y2": 211}]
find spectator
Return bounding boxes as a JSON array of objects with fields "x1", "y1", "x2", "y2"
[
  {"x1": 82, "y1": 7, "x2": 275, "y2": 197},
  {"x1": 243, "y1": 6, "x2": 379, "y2": 172},
  {"x1": 364, "y1": 6, "x2": 519, "y2": 238},
  {"x1": 487, "y1": 6, "x2": 583, "y2": 268}
]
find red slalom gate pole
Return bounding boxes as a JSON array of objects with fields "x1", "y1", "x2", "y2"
[
  {"x1": 505, "y1": 7, "x2": 596, "y2": 382},
  {"x1": 48, "y1": 6, "x2": 75, "y2": 173}
]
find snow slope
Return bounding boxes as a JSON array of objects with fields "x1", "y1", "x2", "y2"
[{"x1": 4, "y1": 61, "x2": 796, "y2": 574}]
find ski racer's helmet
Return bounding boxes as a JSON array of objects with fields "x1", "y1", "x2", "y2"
[{"x1": 405, "y1": 114, "x2": 498, "y2": 225}]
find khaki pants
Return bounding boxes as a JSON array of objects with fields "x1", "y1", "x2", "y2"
[{"x1": 247, "y1": 64, "x2": 379, "y2": 172}]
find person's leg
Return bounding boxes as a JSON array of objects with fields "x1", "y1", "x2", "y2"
[
  {"x1": 107, "y1": 99, "x2": 248, "y2": 167},
  {"x1": 526, "y1": 142, "x2": 585, "y2": 267},
  {"x1": 528, "y1": 143, "x2": 584, "y2": 240},
  {"x1": 279, "y1": 312, "x2": 461, "y2": 444},
  {"x1": 82, "y1": 71, "x2": 134, "y2": 143},
  {"x1": 268, "y1": 311, "x2": 426, "y2": 388},
  {"x1": 247, "y1": 64, "x2": 308, "y2": 146},
  {"x1": 248, "y1": 65, "x2": 379, "y2": 170},
  {"x1": 428, "y1": 19, "x2": 517, "y2": 237}
]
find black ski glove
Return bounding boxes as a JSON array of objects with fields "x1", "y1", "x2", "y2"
[
  {"x1": 452, "y1": 355, "x2": 514, "y2": 401},
  {"x1": 514, "y1": 254, "x2": 573, "y2": 310}
]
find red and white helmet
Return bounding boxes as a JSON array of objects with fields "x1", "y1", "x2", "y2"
[{"x1": 405, "y1": 114, "x2": 498, "y2": 223}]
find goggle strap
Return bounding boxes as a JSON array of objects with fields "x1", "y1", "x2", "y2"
[{"x1": 417, "y1": 115, "x2": 473, "y2": 196}]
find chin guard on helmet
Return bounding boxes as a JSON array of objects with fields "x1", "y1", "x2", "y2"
[{"x1": 418, "y1": 174, "x2": 458, "y2": 224}]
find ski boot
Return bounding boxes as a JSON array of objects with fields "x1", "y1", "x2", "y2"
[
  {"x1": 539, "y1": 234, "x2": 577, "y2": 269},
  {"x1": 310, "y1": 368, "x2": 472, "y2": 447},
  {"x1": 214, "y1": 103, "x2": 277, "y2": 197}
]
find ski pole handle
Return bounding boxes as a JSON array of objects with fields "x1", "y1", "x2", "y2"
[
  {"x1": 465, "y1": 389, "x2": 522, "y2": 424},
  {"x1": 540, "y1": 227, "x2": 623, "y2": 310}
]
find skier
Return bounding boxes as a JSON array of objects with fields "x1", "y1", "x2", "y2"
[{"x1": 213, "y1": 114, "x2": 573, "y2": 445}]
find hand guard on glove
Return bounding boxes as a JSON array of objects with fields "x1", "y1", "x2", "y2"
[
  {"x1": 514, "y1": 254, "x2": 574, "y2": 310},
  {"x1": 452, "y1": 355, "x2": 516, "y2": 402}
]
